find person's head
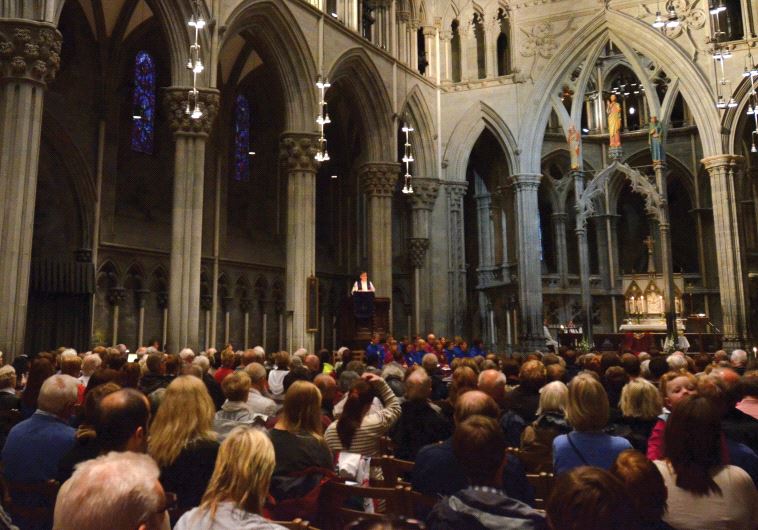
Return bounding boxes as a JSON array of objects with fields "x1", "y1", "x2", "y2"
[
  {"x1": 620, "y1": 353, "x2": 640, "y2": 378},
  {"x1": 453, "y1": 390, "x2": 500, "y2": 424},
  {"x1": 648, "y1": 356, "x2": 669, "y2": 381},
  {"x1": 666, "y1": 354, "x2": 687, "y2": 372},
  {"x1": 694, "y1": 352, "x2": 711, "y2": 373},
  {"x1": 713, "y1": 349, "x2": 728, "y2": 363},
  {"x1": 566, "y1": 374, "x2": 610, "y2": 432},
  {"x1": 145, "y1": 353, "x2": 165, "y2": 375},
  {"x1": 280, "y1": 380, "x2": 323, "y2": 436},
  {"x1": 405, "y1": 368, "x2": 431, "y2": 402},
  {"x1": 338, "y1": 370, "x2": 360, "y2": 393},
  {"x1": 222, "y1": 371, "x2": 252, "y2": 403},
  {"x1": 665, "y1": 396, "x2": 722, "y2": 495},
  {"x1": 54, "y1": 452, "x2": 168, "y2": 530},
  {"x1": 274, "y1": 350, "x2": 290, "y2": 370},
  {"x1": 546, "y1": 363, "x2": 566, "y2": 383},
  {"x1": 193, "y1": 355, "x2": 210, "y2": 374},
  {"x1": 537, "y1": 380, "x2": 569, "y2": 415},
  {"x1": 21, "y1": 357, "x2": 55, "y2": 407},
  {"x1": 546, "y1": 466, "x2": 633, "y2": 530},
  {"x1": 600, "y1": 353, "x2": 621, "y2": 374},
  {"x1": 619, "y1": 378, "x2": 661, "y2": 420},
  {"x1": 739, "y1": 370, "x2": 758, "y2": 399},
  {"x1": 313, "y1": 373, "x2": 336, "y2": 403},
  {"x1": 178, "y1": 348, "x2": 195, "y2": 365},
  {"x1": 240, "y1": 349, "x2": 257, "y2": 367},
  {"x1": 80, "y1": 382, "x2": 121, "y2": 429},
  {"x1": 220, "y1": 349, "x2": 236, "y2": 369},
  {"x1": 610, "y1": 449, "x2": 667, "y2": 525},
  {"x1": 453, "y1": 415, "x2": 506, "y2": 487},
  {"x1": 98, "y1": 388, "x2": 151, "y2": 453},
  {"x1": 60, "y1": 355, "x2": 82, "y2": 378},
  {"x1": 148, "y1": 375, "x2": 216, "y2": 467},
  {"x1": 337, "y1": 379, "x2": 375, "y2": 447},
  {"x1": 0, "y1": 365, "x2": 16, "y2": 390},
  {"x1": 38, "y1": 374, "x2": 79, "y2": 420},
  {"x1": 659, "y1": 371, "x2": 697, "y2": 410},
  {"x1": 304, "y1": 354, "x2": 320, "y2": 373},
  {"x1": 421, "y1": 353, "x2": 438, "y2": 374},
  {"x1": 602, "y1": 366, "x2": 629, "y2": 396},
  {"x1": 244, "y1": 362, "x2": 268, "y2": 391},
  {"x1": 477, "y1": 369, "x2": 507, "y2": 405},
  {"x1": 359, "y1": 271, "x2": 368, "y2": 282},
  {"x1": 448, "y1": 366, "x2": 478, "y2": 403},
  {"x1": 81, "y1": 354, "x2": 102, "y2": 377},
  {"x1": 731, "y1": 349, "x2": 748, "y2": 367},
  {"x1": 519, "y1": 360, "x2": 547, "y2": 392},
  {"x1": 200, "y1": 427, "x2": 274, "y2": 517}
]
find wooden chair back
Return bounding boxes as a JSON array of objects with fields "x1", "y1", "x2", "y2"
[
  {"x1": 526, "y1": 472, "x2": 555, "y2": 510},
  {"x1": 272, "y1": 518, "x2": 317, "y2": 529},
  {"x1": 379, "y1": 456, "x2": 414, "y2": 487},
  {"x1": 379, "y1": 436, "x2": 396, "y2": 456},
  {"x1": 320, "y1": 481, "x2": 407, "y2": 529},
  {"x1": 399, "y1": 486, "x2": 439, "y2": 520},
  {"x1": 2, "y1": 478, "x2": 60, "y2": 526}
]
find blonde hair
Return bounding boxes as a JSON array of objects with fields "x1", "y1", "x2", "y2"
[
  {"x1": 148, "y1": 375, "x2": 216, "y2": 467},
  {"x1": 199, "y1": 427, "x2": 275, "y2": 517},
  {"x1": 222, "y1": 371, "x2": 251, "y2": 402},
  {"x1": 281, "y1": 381, "x2": 324, "y2": 436},
  {"x1": 537, "y1": 381, "x2": 568, "y2": 415},
  {"x1": 566, "y1": 374, "x2": 609, "y2": 431},
  {"x1": 619, "y1": 378, "x2": 662, "y2": 420}
]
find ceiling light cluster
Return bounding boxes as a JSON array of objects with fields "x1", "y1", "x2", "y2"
[
  {"x1": 401, "y1": 123, "x2": 414, "y2": 194},
  {"x1": 315, "y1": 77, "x2": 331, "y2": 163},
  {"x1": 185, "y1": 0, "x2": 206, "y2": 120}
]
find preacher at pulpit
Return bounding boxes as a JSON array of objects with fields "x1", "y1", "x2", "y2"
[{"x1": 351, "y1": 271, "x2": 376, "y2": 294}]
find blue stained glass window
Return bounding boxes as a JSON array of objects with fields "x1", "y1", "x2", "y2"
[
  {"x1": 131, "y1": 51, "x2": 156, "y2": 154},
  {"x1": 233, "y1": 95, "x2": 251, "y2": 182}
]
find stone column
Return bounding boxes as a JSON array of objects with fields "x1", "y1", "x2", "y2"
[
  {"x1": 360, "y1": 162, "x2": 399, "y2": 299},
  {"x1": 552, "y1": 212, "x2": 568, "y2": 287},
  {"x1": 107, "y1": 287, "x2": 125, "y2": 346},
  {"x1": 0, "y1": 20, "x2": 61, "y2": 358},
  {"x1": 653, "y1": 161, "x2": 677, "y2": 339},
  {"x1": 407, "y1": 178, "x2": 439, "y2": 334},
  {"x1": 136, "y1": 288, "x2": 150, "y2": 347},
  {"x1": 163, "y1": 87, "x2": 220, "y2": 353},
  {"x1": 460, "y1": 22, "x2": 474, "y2": 82},
  {"x1": 421, "y1": 25, "x2": 436, "y2": 78},
  {"x1": 445, "y1": 181, "x2": 468, "y2": 335},
  {"x1": 475, "y1": 188, "x2": 495, "y2": 269},
  {"x1": 439, "y1": 29, "x2": 452, "y2": 83},
  {"x1": 397, "y1": 11, "x2": 409, "y2": 63},
  {"x1": 280, "y1": 133, "x2": 318, "y2": 352},
  {"x1": 503, "y1": 174, "x2": 544, "y2": 350},
  {"x1": 409, "y1": 19, "x2": 419, "y2": 72},
  {"x1": 702, "y1": 155, "x2": 749, "y2": 346},
  {"x1": 573, "y1": 170, "x2": 593, "y2": 343},
  {"x1": 483, "y1": 14, "x2": 499, "y2": 78}
]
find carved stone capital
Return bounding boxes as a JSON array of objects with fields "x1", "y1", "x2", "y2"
[
  {"x1": 360, "y1": 162, "x2": 400, "y2": 197},
  {"x1": 240, "y1": 298, "x2": 253, "y2": 313},
  {"x1": 163, "y1": 87, "x2": 220, "y2": 136},
  {"x1": 279, "y1": 133, "x2": 319, "y2": 172},
  {"x1": 407, "y1": 177, "x2": 440, "y2": 210},
  {"x1": 107, "y1": 287, "x2": 126, "y2": 307},
  {"x1": 136, "y1": 289, "x2": 151, "y2": 308},
  {"x1": 156, "y1": 291, "x2": 169, "y2": 310},
  {"x1": 200, "y1": 294, "x2": 212, "y2": 311},
  {"x1": 422, "y1": 25, "x2": 437, "y2": 37},
  {"x1": 445, "y1": 180, "x2": 469, "y2": 203},
  {"x1": 701, "y1": 154, "x2": 744, "y2": 174},
  {"x1": 397, "y1": 11, "x2": 411, "y2": 23},
  {"x1": 510, "y1": 173, "x2": 542, "y2": 191},
  {"x1": 408, "y1": 238, "x2": 430, "y2": 268},
  {"x1": 439, "y1": 29, "x2": 453, "y2": 41},
  {"x1": 0, "y1": 19, "x2": 62, "y2": 85}
]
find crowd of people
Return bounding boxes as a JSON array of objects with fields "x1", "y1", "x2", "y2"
[{"x1": 0, "y1": 336, "x2": 757, "y2": 529}]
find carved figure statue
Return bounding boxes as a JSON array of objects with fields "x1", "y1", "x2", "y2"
[
  {"x1": 648, "y1": 116, "x2": 665, "y2": 162},
  {"x1": 567, "y1": 123, "x2": 582, "y2": 169},
  {"x1": 607, "y1": 94, "x2": 622, "y2": 148}
]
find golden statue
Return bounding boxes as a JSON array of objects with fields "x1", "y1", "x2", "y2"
[{"x1": 607, "y1": 94, "x2": 622, "y2": 148}]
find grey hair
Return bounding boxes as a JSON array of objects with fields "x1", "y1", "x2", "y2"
[
  {"x1": 731, "y1": 349, "x2": 748, "y2": 366},
  {"x1": 192, "y1": 355, "x2": 210, "y2": 373},
  {"x1": 382, "y1": 363, "x2": 405, "y2": 381},
  {"x1": 244, "y1": 362, "x2": 267, "y2": 384},
  {"x1": 338, "y1": 370, "x2": 360, "y2": 392},
  {"x1": 81, "y1": 354, "x2": 102, "y2": 376},
  {"x1": 537, "y1": 381, "x2": 569, "y2": 415},
  {"x1": 37, "y1": 375, "x2": 79, "y2": 416},
  {"x1": 54, "y1": 452, "x2": 162, "y2": 530},
  {"x1": 666, "y1": 354, "x2": 687, "y2": 371},
  {"x1": 178, "y1": 348, "x2": 195, "y2": 363}
]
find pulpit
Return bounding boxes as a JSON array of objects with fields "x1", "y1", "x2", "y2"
[{"x1": 337, "y1": 295, "x2": 390, "y2": 351}]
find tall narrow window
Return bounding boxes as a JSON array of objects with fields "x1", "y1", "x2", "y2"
[
  {"x1": 233, "y1": 95, "x2": 251, "y2": 182},
  {"x1": 451, "y1": 20, "x2": 461, "y2": 82},
  {"x1": 496, "y1": 9, "x2": 510, "y2": 76},
  {"x1": 473, "y1": 13, "x2": 485, "y2": 79},
  {"x1": 417, "y1": 27, "x2": 427, "y2": 75},
  {"x1": 131, "y1": 51, "x2": 156, "y2": 154}
]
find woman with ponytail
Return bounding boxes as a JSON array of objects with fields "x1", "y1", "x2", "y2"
[{"x1": 324, "y1": 372, "x2": 400, "y2": 480}]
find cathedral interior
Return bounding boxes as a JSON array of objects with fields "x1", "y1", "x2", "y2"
[{"x1": 1, "y1": 0, "x2": 757, "y2": 358}]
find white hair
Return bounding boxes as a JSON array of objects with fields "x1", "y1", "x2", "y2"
[
  {"x1": 81, "y1": 354, "x2": 102, "y2": 376},
  {"x1": 640, "y1": 359, "x2": 651, "y2": 378},
  {"x1": 60, "y1": 348, "x2": 78, "y2": 359},
  {"x1": 178, "y1": 348, "x2": 195, "y2": 363},
  {"x1": 731, "y1": 349, "x2": 748, "y2": 366},
  {"x1": 537, "y1": 380, "x2": 569, "y2": 414},
  {"x1": 478, "y1": 369, "x2": 506, "y2": 387},
  {"x1": 253, "y1": 345, "x2": 265, "y2": 358},
  {"x1": 381, "y1": 363, "x2": 405, "y2": 381},
  {"x1": 666, "y1": 354, "x2": 687, "y2": 371},
  {"x1": 192, "y1": 355, "x2": 210, "y2": 373},
  {"x1": 293, "y1": 348, "x2": 308, "y2": 360},
  {"x1": 37, "y1": 375, "x2": 79, "y2": 416},
  {"x1": 54, "y1": 452, "x2": 163, "y2": 530}
]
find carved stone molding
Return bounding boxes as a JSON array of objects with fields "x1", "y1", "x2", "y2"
[
  {"x1": 279, "y1": 133, "x2": 319, "y2": 172},
  {"x1": 200, "y1": 294, "x2": 212, "y2": 312},
  {"x1": 422, "y1": 25, "x2": 436, "y2": 37},
  {"x1": 702, "y1": 154, "x2": 744, "y2": 173},
  {"x1": 163, "y1": 87, "x2": 220, "y2": 136},
  {"x1": 510, "y1": 173, "x2": 542, "y2": 191},
  {"x1": 408, "y1": 238, "x2": 430, "y2": 268},
  {"x1": 136, "y1": 289, "x2": 151, "y2": 308},
  {"x1": 407, "y1": 177, "x2": 440, "y2": 210},
  {"x1": 107, "y1": 287, "x2": 126, "y2": 307},
  {"x1": 444, "y1": 180, "x2": 468, "y2": 204},
  {"x1": 0, "y1": 19, "x2": 61, "y2": 85},
  {"x1": 360, "y1": 162, "x2": 400, "y2": 197}
]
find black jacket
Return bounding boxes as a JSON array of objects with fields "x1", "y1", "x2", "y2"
[
  {"x1": 427, "y1": 487, "x2": 547, "y2": 530},
  {"x1": 391, "y1": 400, "x2": 452, "y2": 461}
]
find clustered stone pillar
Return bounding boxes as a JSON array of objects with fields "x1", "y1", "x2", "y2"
[
  {"x1": 444, "y1": 181, "x2": 468, "y2": 335},
  {"x1": 552, "y1": 212, "x2": 568, "y2": 287},
  {"x1": 361, "y1": 162, "x2": 399, "y2": 299},
  {"x1": 407, "y1": 177, "x2": 439, "y2": 335},
  {"x1": 0, "y1": 20, "x2": 61, "y2": 358},
  {"x1": 507, "y1": 174, "x2": 544, "y2": 350},
  {"x1": 421, "y1": 26, "x2": 436, "y2": 78},
  {"x1": 163, "y1": 87, "x2": 219, "y2": 353},
  {"x1": 280, "y1": 133, "x2": 318, "y2": 353},
  {"x1": 653, "y1": 160, "x2": 677, "y2": 339},
  {"x1": 438, "y1": 29, "x2": 453, "y2": 83},
  {"x1": 572, "y1": 170, "x2": 593, "y2": 343},
  {"x1": 702, "y1": 155, "x2": 749, "y2": 347}
]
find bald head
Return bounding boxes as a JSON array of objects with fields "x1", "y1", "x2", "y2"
[
  {"x1": 454, "y1": 390, "x2": 500, "y2": 424},
  {"x1": 305, "y1": 354, "x2": 320, "y2": 374},
  {"x1": 98, "y1": 389, "x2": 150, "y2": 453},
  {"x1": 314, "y1": 373, "x2": 336, "y2": 401},
  {"x1": 406, "y1": 368, "x2": 431, "y2": 401},
  {"x1": 478, "y1": 369, "x2": 507, "y2": 405}
]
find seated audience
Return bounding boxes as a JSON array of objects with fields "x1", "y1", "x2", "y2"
[
  {"x1": 174, "y1": 427, "x2": 286, "y2": 530},
  {"x1": 390, "y1": 368, "x2": 452, "y2": 460},
  {"x1": 268, "y1": 351, "x2": 291, "y2": 399},
  {"x1": 552, "y1": 374, "x2": 632, "y2": 474},
  {"x1": 602, "y1": 366, "x2": 628, "y2": 422},
  {"x1": 19, "y1": 357, "x2": 55, "y2": 418},
  {"x1": 503, "y1": 360, "x2": 546, "y2": 424},
  {"x1": 422, "y1": 353, "x2": 448, "y2": 401},
  {"x1": 647, "y1": 371, "x2": 697, "y2": 460},
  {"x1": 325, "y1": 373, "x2": 401, "y2": 482},
  {"x1": 213, "y1": 348, "x2": 237, "y2": 384},
  {"x1": 614, "y1": 378, "x2": 662, "y2": 454},
  {"x1": 731, "y1": 349, "x2": 748, "y2": 375},
  {"x1": 413, "y1": 390, "x2": 534, "y2": 506},
  {"x1": 214, "y1": 371, "x2": 263, "y2": 440},
  {"x1": 738, "y1": 371, "x2": 758, "y2": 420},
  {"x1": 654, "y1": 396, "x2": 758, "y2": 529},
  {"x1": 77, "y1": 354, "x2": 101, "y2": 388},
  {"x1": 193, "y1": 354, "x2": 224, "y2": 410},
  {"x1": 245, "y1": 362, "x2": 278, "y2": 418},
  {"x1": 520, "y1": 380, "x2": 570, "y2": 472},
  {"x1": 610, "y1": 449, "x2": 671, "y2": 530},
  {"x1": 710, "y1": 367, "x2": 758, "y2": 454},
  {"x1": 546, "y1": 466, "x2": 634, "y2": 530},
  {"x1": 149, "y1": 375, "x2": 219, "y2": 521},
  {"x1": 139, "y1": 352, "x2": 171, "y2": 396},
  {"x1": 54, "y1": 452, "x2": 170, "y2": 530},
  {"x1": 313, "y1": 373, "x2": 337, "y2": 419},
  {"x1": 438, "y1": 366, "x2": 477, "y2": 423},
  {"x1": 427, "y1": 415, "x2": 546, "y2": 529},
  {"x1": 270, "y1": 380, "x2": 333, "y2": 476}
]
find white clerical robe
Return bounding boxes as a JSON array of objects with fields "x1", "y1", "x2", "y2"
[{"x1": 351, "y1": 280, "x2": 375, "y2": 294}]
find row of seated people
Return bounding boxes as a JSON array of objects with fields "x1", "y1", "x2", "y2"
[{"x1": 0, "y1": 343, "x2": 757, "y2": 529}]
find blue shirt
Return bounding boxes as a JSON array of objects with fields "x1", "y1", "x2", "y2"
[
  {"x1": 405, "y1": 350, "x2": 424, "y2": 366},
  {"x1": 2, "y1": 411, "x2": 76, "y2": 482},
  {"x1": 552, "y1": 431, "x2": 632, "y2": 475},
  {"x1": 364, "y1": 343, "x2": 385, "y2": 369}
]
